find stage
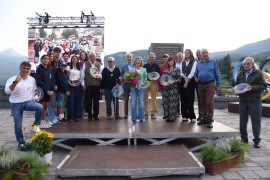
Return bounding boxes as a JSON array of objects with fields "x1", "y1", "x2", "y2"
[
  {"x1": 56, "y1": 145, "x2": 205, "y2": 179},
  {"x1": 47, "y1": 116, "x2": 239, "y2": 152}
]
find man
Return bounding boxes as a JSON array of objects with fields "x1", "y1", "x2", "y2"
[
  {"x1": 159, "y1": 54, "x2": 169, "y2": 119},
  {"x1": 81, "y1": 51, "x2": 102, "y2": 120},
  {"x1": 5, "y1": 61, "x2": 42, "y2": 146},
  {"x1": 195, "y1": 48, "x2": 220, "y2": 128},
  {"x1": 195, "y1": 49, "x2": 203, "y2": 121},
  {"x1": 143, "y1": 52, "x2": 160, "y2": 119},
  {"x1": 101, "y1": 57, "x2": 122, "y2": 120},
  {"x1": 121, "y1": 52, "x2": 134, "y2": 119},
  {"x1": 176, "y1": 52, "x2": 184, "y2": 116},
  {"x1": 233, "y1": 57, "x2": 267, "y2": 148}
]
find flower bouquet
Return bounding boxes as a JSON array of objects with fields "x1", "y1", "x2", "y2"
[{"x1": 121, "y1": 71, "x2": 140, "y2": 85}]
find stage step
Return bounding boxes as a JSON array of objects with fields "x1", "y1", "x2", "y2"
[
  {"x1": 56, "y1": 145, "x2": 204, "y2": 179},
  {"x1": 228, "y1": 102, "x2": 270, "y2": 117}
]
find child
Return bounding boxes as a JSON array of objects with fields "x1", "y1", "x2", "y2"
[{"x1": 55, "y1": 61, "x2": 70, "y2": 123}]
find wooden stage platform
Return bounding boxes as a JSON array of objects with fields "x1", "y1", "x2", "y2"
[
  {"x1": 48, "y1": 117, "x2": 239, "y2": 152},
  {"x1": 56, "y1": 145, "x2": 205, "y2": 178}
]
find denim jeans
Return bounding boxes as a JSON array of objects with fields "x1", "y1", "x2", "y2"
[
  {"x1": 68, "y1": 85, "x2": 83, "y2": 119},
  {"x1": 11, "y1": 100, "x2": 43, "y2": 145},
  {"x1": 105, "y1": 89, "x2": 119, "y2": 116},
  {"x1": 46, "y1": 92, "x2": 56, "y2": 122},
  {"x1": 131, "y1": 88, "x2": 144, "y2": 121}
]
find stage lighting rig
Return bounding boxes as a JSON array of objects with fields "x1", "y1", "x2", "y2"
[
  {"x1": 35, "y1": 12, "x2": 51, "y2": 25},
  {"x1": 80, "y1": 11, "x2": 96, "y2": 24},
  {"x1": 27, "y1": 11, "x2": 104, "y2": 28}
]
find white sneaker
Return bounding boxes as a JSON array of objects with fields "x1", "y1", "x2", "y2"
[
  {"x1": 52, "y1": 119, "x2": 58, "y2": 124},
  {"x1": 40, "y1": 121, "x2": 51, "y2": 129},
  {"x1": 47, "y1": 121, "x2": 54, "y2": 126},
  {"x1": 31, "y1": 125, "x2": 41, "y2": 132}
]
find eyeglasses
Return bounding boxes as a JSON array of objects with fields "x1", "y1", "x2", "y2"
[
  {"x1": 244, "y1": 63, "x2": 251, "y2": 65},
  {"x1": 108, "y1": 61, "x2": 114, "y2": 63}
]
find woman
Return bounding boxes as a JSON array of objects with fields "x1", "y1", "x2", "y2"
[
  {"x1": 46, "y1": 52, "x2": 58, "y2": 125},
  {"x1": 79, "y1": 51, "x2": 88, "y2": 69},
  {"x1": 163, "y1": 56, "x2": 181, "y2": 122},
  {"x1": 36, "y1": 54, "x2": 55, "y2": 128},
  {"x1": 179, "y1": 49, "x2": 197, "y2": 121},
  {"x1": 130, "y1": 57, "x2": 147, "y2": 122},
  {"x1": 67, "y1": 55, "x2": 83, "y2": 121}
]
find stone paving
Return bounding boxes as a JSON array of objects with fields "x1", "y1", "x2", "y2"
[{"x1": 0, "y1": 104, "x2": 270, "y2": 180}]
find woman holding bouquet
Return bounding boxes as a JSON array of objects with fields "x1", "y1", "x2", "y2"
[{"x1": 130, "y1": 57, "x2": 147, "y2": 122}]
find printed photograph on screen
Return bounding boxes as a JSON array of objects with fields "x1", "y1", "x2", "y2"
[{"x1": 28, "y1": 27, "x2": 104, "y2": 64}]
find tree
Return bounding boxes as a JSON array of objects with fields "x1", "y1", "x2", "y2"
[
  {"x1": 61, "y1": 28, "x2": 78, "y2": 39},
  {"x1": 39, "y1": 29, "x2": 47, "y2": 38},
  {"x1": 218, "y1": 54, "x2": 232, "y2": 84}
]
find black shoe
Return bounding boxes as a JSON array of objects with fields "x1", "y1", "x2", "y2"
[
  {"x1": 197, "y1": 119, "x2": 206, "y2": 125},
  {"x1": 94, "y1": 116, "x2": 100, "y2": 120},
  {"x1": 197, "y1": 116, "x2": 203, "y2": 121},
  {"x1": 241, "y1": 139, "x2": 249, "y2": 143},
  {"x1": 163, "y1": 116, "x2": 168, "y2": 119},
  {"x1": 207, "y1": 121, "x2": 213, "y2": 128},
  {"x1": 88, "y1": 117, "x2": 93, "y2": 121},
  {"x1": 124, "y1": 115, "x2": 128, "y2": 119},
  {"x1": 254, "y1": 142, "x2": 261, "y2": 148}
]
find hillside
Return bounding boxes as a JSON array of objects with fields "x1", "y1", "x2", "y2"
[
  {"x1": 104, "y1": 50, "x2": 148, "y2": 68},
  {"x1": 211, "y1": 38, "x2": 270, "y2": 59}
]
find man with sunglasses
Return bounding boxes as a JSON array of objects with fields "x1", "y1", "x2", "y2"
[{"x1": 233, "y1": 57, "x2": 267, "y2": 148}]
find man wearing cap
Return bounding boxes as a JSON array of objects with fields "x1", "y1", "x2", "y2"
[
  {"x1": 195, "y1": 48, "x2": 220, "y2": 128},
  {"x1": 233, "y1": 57, "x2": 266, "y2": 148},
  {"x1": 81, "y1": 51, "x2": 102, "y2": 120},
  {"x1": 121, "y1": 52, "x2": 134, "y2": 119},
  {"x1": 101, "y1": 57, "x2": 122, "y2": 120},
  {"x1": 55, "y1": 61, "x2": 70, "y2": 122},
  {"x1": 159, "y1": 53, "x2": 169, "y2": 119},
  {"x1": 143, "y1": 52, "x2": 160, "y2": 119}
]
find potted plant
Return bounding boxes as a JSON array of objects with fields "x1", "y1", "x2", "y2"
[
  {"x1": 19, "y1": 130, "x2": 54, "y2": 165},
  {"x1": 200, "y1": 138, "x2": 250, "y2": 175},
  {"x1": 0, "y1": 147, "x2": 48, "y2": 180}
]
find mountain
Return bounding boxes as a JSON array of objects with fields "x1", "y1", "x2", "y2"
[
  {"x1": 0, "y1": 48, "x2": 23, "y2": 57},
  {"x1": 0, "y1": 48, "x2": 28, "y2": 85},
  {"x1": 211, "y1": 38, "x2": 270, "y2": 60},
  {"x1": 104, "y1": 49, "x2": 148, "y2": 68}
]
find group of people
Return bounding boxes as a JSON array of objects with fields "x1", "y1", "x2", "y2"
[{"x1": 5, "y1": 47, "x2": 267, "y2": 149}]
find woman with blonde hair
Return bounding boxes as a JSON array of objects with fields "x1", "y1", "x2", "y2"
[{"x1": 130, "y1": 57, "x2": 147, "y2": 122}]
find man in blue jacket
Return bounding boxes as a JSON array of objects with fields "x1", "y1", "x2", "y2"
[
  {"x1": 195, "y1": 48, "x2": 221, "y2": 128},
  {"x1": 121, "y1": 52, "x2": 134, "y2": 119}
]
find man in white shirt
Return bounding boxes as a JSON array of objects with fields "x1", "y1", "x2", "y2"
[{"x1": 5, "y1": 61, "x2": 43, "y2": 147}]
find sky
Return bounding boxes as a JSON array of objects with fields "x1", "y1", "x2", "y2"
[{"x1": 0, "y1": 0, "x2": 270, "y2": 56}]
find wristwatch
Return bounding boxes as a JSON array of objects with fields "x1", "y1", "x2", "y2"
[{"x1": 13, "y1": 81, "x2": 18, "y2": 85}]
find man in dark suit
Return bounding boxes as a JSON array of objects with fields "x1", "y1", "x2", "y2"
[{"x1": 120, "y1": 52, "x2": 134, "y2": 119}]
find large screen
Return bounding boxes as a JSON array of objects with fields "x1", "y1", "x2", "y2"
[{"x1": 28, "y1": 27, "x2": 104, "y2": 64}]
